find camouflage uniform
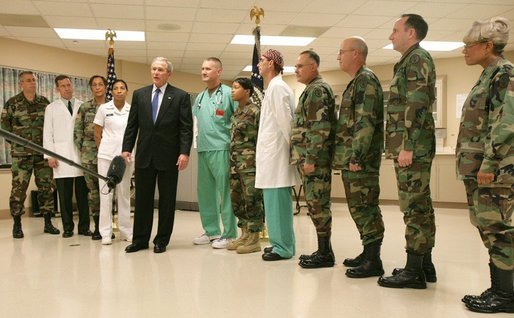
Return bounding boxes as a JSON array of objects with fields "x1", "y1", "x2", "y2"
[
  {"x1": 456, "y1": 57, "x2": 514, "y2": 270},
  {"x1": 291, "y1": 76, "x2": 336, "y2": 237},
  {"x1": 230, "y1": 102, "x2": 264, "y2": 233},
  {"x1": 74, "y1": 99, "x2": 100, "y2": 217},
  {"x1": 1, "y1": 92, "x2": 55, "y2": 217},
  {"x1": 384, "y1": 44, "x2": 436, "y2": 254},
  {"x1": 333, "y1": 66, "x2": 385, "y2": 246}
]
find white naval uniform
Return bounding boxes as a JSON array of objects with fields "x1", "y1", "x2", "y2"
[{"x1": 94, "y1": 101, "x2": 134, "y2": 241}]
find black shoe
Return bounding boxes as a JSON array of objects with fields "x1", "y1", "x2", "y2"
[
  {"x1": 44, "y1": 223, "x2": 60, "y2": 235},
  {"x1": 462, "y1": 288, "x2": 493, "y2": 304},
  {"x1": 125, "y1": 243, "x2": 149, "y2": 253},
  {"x1": 62, "y1": 231, "x2": 74, "y2": 238},
  {"x1": 154, "y1": 244, "x2": 167, "y2": 253},
  {"x1": 465, "y1": 290, "x2": 514, "y2": 313},
  {"x1": 343, "y1": 252, "x2": 364, "y2": 267},
  {"x1": 264, "y1": 246, "x2": 273, "y2": 253},
  {"x1": 78, "y1": 229, "x2": 93, "y2": 236},
  {"x1": 346, "y1": 260, "x2": 384, "y2": 278},
  {"x1": 12, "y1": 216, "x2": 24, "y2": 239},
  {"x1": 299, "y1": 250, "x2": 319, "y2": 261},
  {"x1": 299, "y1": 252, "x2": 335, "y2": 269},
  {"x1": 378, "y1": 270, "x2": 426, "y2": 289},
  {"x1": 262, "y1": 252, "x2": 288, "y2": 261},
  {"x1": 91, "y1": 230, "x2": 102, "y2": 240},
  {"x1": 392, "y1": 264, "x2": 437, "y2": 283}
]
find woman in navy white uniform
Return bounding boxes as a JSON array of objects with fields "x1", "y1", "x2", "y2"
[{"x1": 94, "y1": 79, "x2": 134, "y2": 245}]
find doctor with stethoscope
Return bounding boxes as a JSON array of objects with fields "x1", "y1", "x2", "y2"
[{"x1": 93, "y1": 79, "x2": 134, "y2": 245}]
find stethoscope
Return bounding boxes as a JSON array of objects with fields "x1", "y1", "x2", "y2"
[{"x1": 196, "y1": 84, "x2": 223, "y2": 109}]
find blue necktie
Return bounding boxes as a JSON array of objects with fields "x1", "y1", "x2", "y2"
[{"x1": 152, "y1": 89, "x2": 160, "y2": 123}]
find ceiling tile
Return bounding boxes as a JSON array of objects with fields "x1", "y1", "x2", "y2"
[
  {"x1": 96, "y1": 18, "x2": 145, "y2": 31},
  {"x1": 145, "y1": 0, "x2": 200, "y2": 7},
  {"x1": 336, "y1": 15, "x2": 392, "y2": 28},
  {"x1": 90, "y1": 4, "x2": 144, "y2": 19},
  {"x1": 146, "y1": 41, "x2": 187, "y2": 50},
  {"x1": 145, "y1": 32, "x2": 190, "y2": 43},
  {"x1": 320, "y1": 27, "x2": 374, "y2": 39},
  {"x1": 16, "y1": 36, "x2": 66, "y2": 48},
  {"x1": 189, "y1": 33, "x2": 233, "y2": 43},
  {"x1": 254, "y1": 0, "x2": 312, "y2": 12},
  {"x1": 303, "y1": 0, "x2": 367, "y2": 14},
  {"x1": 0, "y1": 1, "x2": 41, "y2": 14},
  {"x1": 43, "y1": 16, "x2": 98, "y2": 29},
  {"x1": 352, "y1": 0, "x2": 417, "y2": 16},
  {"x1": 409, "y1": 2, "x2": 466, "y2": 18},
  {"x1": 196, "y1": 8, "x2": 248, "y2": 23},
  {"x1": 186, "y1": 42, "x2": 226, "y2": 51},
  {"x1": 290, "y1": 13, "x2": 345, "y2": 27},
  {"x1": 192, "y1": 22, "x2": 240, "y2": 34},
  {"x1": 446, "y1": 4, "x2": 514, "y2": 19},
  {"x1": 199, "y1": 0, "x2": 256, "y2": 10},
  {"x1": 4, "y1": 26, "x2": 59, "y2": 38},
  {"x1": 145, "y1": 6, "x2": 197, "y2": 21},
  {"x1": 33, "y1": 1, "x2": 93, "y2": 16},
  {"x1": 145, "y1": 21, "x2": 193, "y2": 33},
  {"x1": 235, "y1": 23, "x2": 287, "y2": 36}
]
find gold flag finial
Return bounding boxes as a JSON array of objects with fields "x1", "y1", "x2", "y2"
[
  {"x1": 250, "y1": 6, "x2": 264, "y2": 26},
  {"x1": 105, "y1": 29, "x2": 117, "y2": 49}
]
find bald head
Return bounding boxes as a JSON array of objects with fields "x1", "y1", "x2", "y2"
[{"x1": 338, "y1": 36, "x2": 369, "y2": 77}]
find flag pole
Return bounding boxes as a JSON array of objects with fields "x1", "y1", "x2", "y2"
[{"x1": 105, "y1": 29, "x2": 117, "y2": 102}]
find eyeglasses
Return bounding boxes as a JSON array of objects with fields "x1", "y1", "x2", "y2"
[
  {"x1": 463, "y1": 40, "x2": 489, "y2": 50},
  {"x1": 338, "y1": 49, "x2": 355, "y2": 55},
  {"x1": 294, "y1": 63, "x2": 314, "y2": 70}
]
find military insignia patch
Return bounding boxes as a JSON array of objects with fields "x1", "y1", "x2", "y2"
[
  {"x1": 314, "y1": 87, "x2": 322, "y2": 98},
  {"x1": 499, "y1": 73, "x2": 509, "y2": 88},
  {"x1": 409, "y1": 54, "x2": 420, "y2": 64}
]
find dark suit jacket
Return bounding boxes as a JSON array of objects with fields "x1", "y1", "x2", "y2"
[{"x1": 122, "y1": 83, "x2": 193, "y2": 170}]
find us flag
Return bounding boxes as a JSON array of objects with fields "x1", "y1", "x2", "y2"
[
  {"x1": 106, "y1": 48, "x2": 117, "y2": 101},
  {"x1": 250, "y1": 25, "x2": 263, "y2": 106}
]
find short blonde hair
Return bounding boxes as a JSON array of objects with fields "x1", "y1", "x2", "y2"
[{"x1": 463, "y1": 17, "x2": 510, "y2": 54}]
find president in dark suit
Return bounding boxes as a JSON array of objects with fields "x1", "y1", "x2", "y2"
[{"x1": 122, "y1": 57, "x2": 193, "y2": 253}]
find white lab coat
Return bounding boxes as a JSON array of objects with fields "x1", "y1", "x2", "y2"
[
  {"x1": 43, "y1": 98, "x2": 84, "y2": 178},
  {"x1": 255, "y1": 75, "x2": 299, "y2": 189}
]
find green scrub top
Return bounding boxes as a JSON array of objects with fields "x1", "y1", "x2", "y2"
[{"x1": 193, "y1": 84, "x2": 237, "y2": 152}]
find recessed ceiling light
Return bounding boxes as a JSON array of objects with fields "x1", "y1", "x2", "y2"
[
  {"x1": 383, "y1": 41, "x2": 464, "y2": 52},
  {"x1": 232, "y1": 35, "x2": 315, "y2": 46},
  {"x1": 243, "y1": 65, "x2": 295, "y2": 73},
  {"x1": 54, "y1": 28, "x2": 145, "y2": 41}
]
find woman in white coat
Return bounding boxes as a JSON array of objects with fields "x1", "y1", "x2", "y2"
[{"x1": 94, "y1": 79, "x2": 134, "y2": 245}]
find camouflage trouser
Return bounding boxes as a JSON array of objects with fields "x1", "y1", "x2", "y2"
[
  {"x1": 464, "y1": 179, "x2": 514, "y2": 270},
  {"x1": 342, "y1": 171, "x2": 384, "y2": 246},
  {"x1": 230, "y1": 169, "x2": 264, "y2": 233},
  {"x1": 394, "y1": 160, "x2": 435, "y2": 254},
  {"x1": 83, "y1": 162, "x2": 100, "y2": 216},
  {"x1": 10, "y1": 155, "x2": 55, "y2": 216},
  {"x1": 299, "y1": 165, "x2": 332, "y2": 237}
]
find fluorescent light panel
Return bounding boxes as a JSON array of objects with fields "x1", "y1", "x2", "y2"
[
  {"x1": 231, "y1": 35, "x2": 315, "y2": 46},
  {"x1": 243, "y1": 65, "x2": 295, "y2": 73},
  {"x1": 54, "y1": 28, "x2": 145, "y2": 41},
  {"x1": 383, "y1": 41, "x2": 463, "y2": 51}
]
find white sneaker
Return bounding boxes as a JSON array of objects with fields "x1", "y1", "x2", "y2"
[
  {"x1": 193, "y1": 233, "x2": 221, "y2": 245},
  {"x1": 211, "y1": 237, "x2": 233, "y2": 249},
  {"x1": 102, "y1": 237, "x2": 112, "y2": 245}
]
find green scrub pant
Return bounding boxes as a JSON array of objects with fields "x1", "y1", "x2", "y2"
[
  {"x1": 263, "y1": 187, "x2": 296, "y2": 258},
  {"x1": 197, "y1": 150, "x2": 237, "y2": 239}
]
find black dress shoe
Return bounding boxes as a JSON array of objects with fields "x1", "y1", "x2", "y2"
[
  {"x1": 262, "y1": 252, "x2": 288, "y2": 261},
  {"x1": 78, "y1": 230, "x2": 93, "y2": 236},
  {"x1": 91, "y1": 231, "x2": 102, "y2": 240},
  {"x1": 125, "y1": 243, "x2": 149, "y2": 253},
  {"x1": 62, "y1": 231, "x2": 73, "y2": 238},
  {"x1": 154, "y1": 244, "x2": 167, "y2": 253},
  {"x1": 263, "y1": 246, "x2": 273, "y2": 253}
]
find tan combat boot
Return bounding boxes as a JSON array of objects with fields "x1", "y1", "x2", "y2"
[
  {"x1": 237, "y1": 231, "x2": 261, "y2": 254},
  {"x1": 227, "y1": 227, "x2": 248, "y2": 250}
]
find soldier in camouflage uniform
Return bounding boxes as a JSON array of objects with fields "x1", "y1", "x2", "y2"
[
  {"x1": 457, "y1": 17, "x2": 514, "y2": 314},
  {"x1": 1, "y1": 71, "x2": 60, "y2": 238},
  {"x1": 333, "y1": 37, "x2": 385, "y2": 278},
  {"x1": 378, "y1": 14, "x2": 437, "y2": 289},
  {"x1": 74, "y1": 75, "x2": 106, "y2": 240},
  {"x1": 290, "y1": 50, "x2": 337, "y2": 269},
  {"x1": 227, "y1": 77, "x2": 264, "y2": 254}
]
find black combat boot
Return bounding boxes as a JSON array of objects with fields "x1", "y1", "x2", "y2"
[
  {"x1": 343, "y1": 250, "x2": 365, "y2": 267},
  {"x1": 43, "y1": 213, "x2": 60, "y2": 235},
  {"x1": 12, "y1": 215, "x2": 24, "y2": 239},
  {"x1": 298, "y1": 235, "x2": 335, "y2": 269},
  {"x1": 346, "y1": 241, "x2": 384, "y2": 278},
  {"x1": 392, "y1": 248, "x2": 437, "y2": 282},
  {"x1": 92, "y1": 215, "x2": 102, "y2": 240},
  {"x1": 378, "y1": 252, "x2": 426, "y2": 289},
  {"x1": 465, "y1": 263, "x2": 514, "y2": 313}
]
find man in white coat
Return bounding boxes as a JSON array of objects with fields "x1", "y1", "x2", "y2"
[
  {"x1": 256, "y1": 49, "x2": 298, "y2": 261},
  {"x1": 44, "y1": 75, "x2": 91, "y2": 238}
]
